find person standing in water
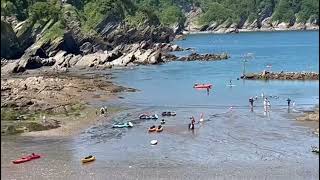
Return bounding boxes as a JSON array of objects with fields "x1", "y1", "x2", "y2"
[
  {"x1": 263, "y1": 97, "x2": 268, "y2": 112},
  {"x1": 199, "y1": 113, "x2": 204, "y2": 122},
  {"x1": 249, "y1": 97, "x2": 254, "y2": 107},
  {"x1": 249, "y1": 97, "x2": 254, "y2": 111},
  {"x1": 286, "y1": 98, "x2": 291, "y2": 107},
  {"x1": 267, "y1": 99, "x2": 271, "y2": 109},
  {"x1": 189, "y1": 116, "x2": 195, "y2": 130}
]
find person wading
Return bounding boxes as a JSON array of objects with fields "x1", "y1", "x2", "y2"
[
  {"x1": 249, "y1": 97, "x2": 254, "y2": 108},
  {"x1": 286, "y1": 98, "x2": 291, "y2": 107},
  {"x1": 189, "y1": 116, "x2": 195, "y2": 130}
]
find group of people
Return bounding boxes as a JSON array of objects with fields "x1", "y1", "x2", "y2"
[{"x1": 248, "y1": 94, "x2": 294, "y2": 112}]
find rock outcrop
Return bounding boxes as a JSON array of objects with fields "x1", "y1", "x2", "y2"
[
  {"x1": 1, "y1": 20, "x2": 22, "y2": 59},
  {"x1": 178, "y1": 52, "x2": 229, "y2": 61},
  {"x1": 241, "y1": 71, "x2": 319, "y2": 80}
]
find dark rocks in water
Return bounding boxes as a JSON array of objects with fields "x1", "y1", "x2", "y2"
[
  {"x1": 163, "y1": 53, "x2": 179, "y2": 61},
  {"x1": 179, "y1": 52, "x2": 230, "y2": 61},
  {"x1": 241, "y1": 71, "x2": 319, "y2": 80}
]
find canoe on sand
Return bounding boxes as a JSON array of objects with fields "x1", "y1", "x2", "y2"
[
  {"x1": 12, "y1": 153, "x2": 41, "y2": 164},
  {"x1": 81, "y1": 155, "x2": 96, "y2": 163}
]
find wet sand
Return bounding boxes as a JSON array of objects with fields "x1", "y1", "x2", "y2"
[{"x1": 2, "y1": 105, "x2": 319, "y2": 180}]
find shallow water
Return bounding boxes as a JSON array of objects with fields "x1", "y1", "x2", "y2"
[{"x1": 2, "y1": 31, "x2": 319, "y2": 179}]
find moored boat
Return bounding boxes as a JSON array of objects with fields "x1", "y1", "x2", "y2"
[
  {"x1": 139, "y1": 114, "x2": 158, "y2": 119},
  {"x1": 81, "y1": 155, "x2": 96, "y2": 163},
  {"x1": 193, "y1": 83, "x2": 212, "y2": 89}
]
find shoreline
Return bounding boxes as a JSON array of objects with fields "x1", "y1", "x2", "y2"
[
  {"x1": 21, "y1": 106, "x2": 124, "y2": 137},
  {"x1": 182, "y1": 28, "x2": 319, "y2": 35}
]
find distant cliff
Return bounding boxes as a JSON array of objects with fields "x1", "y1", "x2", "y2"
[{"x1": 0, "y1": 0, "x2": 319, "y2": 62}]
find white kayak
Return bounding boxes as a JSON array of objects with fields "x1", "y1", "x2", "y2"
[
  {"x1": 226, "y1": 84, "x2": 236, "y2": 87},
  {"x1": 112, "y1": 122, "x2": 133, "y2": 128},
  {"x1": 150, "y1": 140, "x2": 158, "y2": 145}
]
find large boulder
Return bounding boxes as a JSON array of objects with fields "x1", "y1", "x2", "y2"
[
  {"x1": 1, "y1": 60, "x2": 21, "y2": 74},
  {"x1": 290, "y1": 22, "x2": 306, "y2": 30},
  {"x1": 261, "y1": 17, "x2": 273, "y2": 29},
  {"x1": 69, "y1": 54, "x2": 82, "y2": 66},
  {"x1": 52, "y1": 51, "x2": 68, "y2": 67},
  {"x1": 75, "y1": 51, "x2": 109, "y2": 67},
  {"x1": 111, "y1": 51, "x2": 135, "y2": 66},
  {"x1": 277, "y1": 22, "x2": 290, "y2": 30},
  {"x1": 148, "y1": 50, "x2": 162, "y2": 64},
  {"x1": 133, "y1": 49, "x2": 153, "y2": 64}
]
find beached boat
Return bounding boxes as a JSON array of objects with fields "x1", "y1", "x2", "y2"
[
  {"x1": 112, "y1": 122, "x2": 133, "y2": 128},
  {"x1": 156, "y1": 125, "x2": 163, "y2": 132},
  {"x1": 81, "y1": 155, "x2": 96, "y2": 163},
  {"x1": 148, "y1": 126, "x2": 157, "y2": 132},
  {"x1": 150, "y1": 140, "x2": 158, "y2": 145},
  {"x1": 12, "y1": 153, "x2": 41, "y2": 164},
  {"x1": 193, "y1": 84, "x2": 212, "y2": 89},
  {"x1": 311, "y1": 146, "x2": 319, "y2": 153},
  {"x1": 162, "y1": 112, "x2": 176, "y2": 116},
  {"x1": 139, "y1": 114, "x2": 159, "y2": 119}
]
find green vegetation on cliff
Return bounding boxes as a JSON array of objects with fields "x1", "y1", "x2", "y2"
[
  {"x1": 1, "y1": 0, "x2": 318, "y2": 32},
  {"x1": 196, "y1": 0, "x2": 319, "y2": 26},
  {"x1": 0, "y1": 0, "x2": 319, "y2": 59}
]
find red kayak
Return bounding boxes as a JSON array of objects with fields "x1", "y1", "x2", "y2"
[
  {"x1": 12, "y1": 153, "x2": 41, "y2": 164},
  {"x1": 193, "y1": 84, "x2": 212, "y2": 89}
]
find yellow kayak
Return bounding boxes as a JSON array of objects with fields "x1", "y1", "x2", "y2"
[{"x1": 81, "y1": 155, "x2": 95, "y2": 163}]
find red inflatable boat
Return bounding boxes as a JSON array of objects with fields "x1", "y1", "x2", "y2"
[
  {"x1": 193, "y1": 84, "x2": 212, "y2": 89},
  {"x1": 12, "y1": 153, "x2": 41, "y2": 164}
]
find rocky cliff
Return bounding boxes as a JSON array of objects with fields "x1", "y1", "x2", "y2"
[{"x1": 0, "y1": 0, "x2": 318, "y2": 74}]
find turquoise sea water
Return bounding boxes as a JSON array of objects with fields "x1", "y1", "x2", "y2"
[{"x1": 112, "y1": 31, "x2": 319, "y2": 109}]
